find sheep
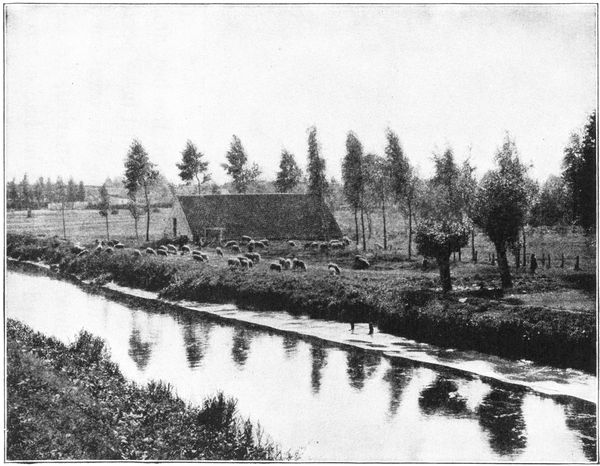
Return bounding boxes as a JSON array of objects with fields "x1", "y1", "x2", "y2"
[
  {"x1": 319, "y1": 243, "x2": 329, "y2": 252},
  {"x1": 72, "y1": 244, "x2": 86, "y2": 254},
  {"x1": 278, "y1": 257, "x2": 286, "y2": 265},
  {"x1": 283, "y1": 258, "x2": 292, "y2": 270},
  {"x1": 288, "y1": 240, "x2": 297, "y2": 248},
  {"x1": 374, "y1": 243, "x2": 384, "y2": 250},
  {"x1": 241, "y1": 235, "x2": 253, "y2": 243},
  {"x1": 228, "y1": 258, "x2": 241, "y2": 267},
  {"x1": 114, "y1": 242, "x2": 125, "y2": 249},
  {"x1": 225, "y1": 240, "x2": 238, "y2": 248},
  {"x1": 158, "y1": 245, "x2": 168, "y2": 252},
  {"x1": 191, "y1": 249, "x2": 202, "y2": 256},
  {"x1": 245, "y1": 252, "x2": 260, "y2": 264},
  {"x1": 167, "y1": 244, "x2": 178, "y2": 254},
  {"x1": 232, "y1": 245, "x2": 241, "y2": 253},
  {"x1": 192, "y1": 254, "x2": 204, "y2": 262},
  {"x1": 303, "y1": 242, "x2": 313, "y2": 250},
  {"x1": 353, "y1": 255, "x2": 370, "y2": 270},
  {"x1": 329, "y1": 241, "x2": 344, "y2": 250},
  {"x1": 146, "y1": 247, "x2": 157, "y2": 255},
  {"x1": 104, "y1": 247, "x2": 114, "y2": 254},
  {"x1": 328, "y1": 263, "x2": 341, "y2": 275},
  {"x1": 342, "y1": 236, "x2": 351, "y2": 246},
  {"x1": 182, "y1": 245, "x2": 192, "y2": 253},
  {"x1": 269, "y1": 262, "x2": 282, "y2": 272},
  {"x1": 157, "y1": 249, "x2": 168, "y2": 256},
  {"x1": 254, "y1": 241, "x2": 266, "y2": 249},
  {"x1": 259, "y1": 239, "x2": 269, "y2": 246},
  {"x1": 133, "y1": 249, "x2": 142, "y2": 257},
  {"x1": 237, "y1": 257, "x2": 250, "y2": 269},
  {"x1": 311, "y1": 241, "x2": 320, "y2": 249},
  {"x1": 247, "y1": 242, "x2": 255, "y2": 252},
  {"x1": 94, "y1": 245, "x2": 103, "y2": 254},
  {"x1": 216, "y1": 247, "x2": 224, "y2": 257},
  {"x1": 292, "y1": 258, "x2": 307, "y2": 271},
  {"x1": 77, "y1": 249, "x2": 89, "y2": 257},
  {"x1": 106, "y1": 240, "x2": 115, "y2": 247},
  {"x1": 194, "y1": 251, "x2": 209, "y2": 261}
]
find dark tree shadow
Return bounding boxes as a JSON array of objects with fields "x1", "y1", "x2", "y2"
[
  {"x1": 282, "y1": 334, "x2": 299, "y2": 359},
  {"x1": 346, "y1": 349, "x2": 381, "y2": 391},
  {"x1": 476, "y1": 387, "x2": 527, "y2": 457},
  {"x1": 310, "y1": 344, "x2": 328, "y2": 394},
  {"x1": 561, "y1": 398, "x2": 597, "y2": 461},
  {"x1": 128, "y1": 325, "x2": 153, "y2": 371},
  {"x1": 179, "y1": 317, "x2": 213, "y2": 370},
  {"x1": 418, "y1": 377, "x2": 469, "y2": 417},
  {"x1": 382, "y1": 360, "x2": 413, "y2": 418},
  {"x1": 231, "y1": 327, "x2": 253, "y2": 368}
]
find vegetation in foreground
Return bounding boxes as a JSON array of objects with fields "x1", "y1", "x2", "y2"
[
  {"x1": 7, "y1": 233, "x2": 595, "y2": 373},
  {"x1": 6, "y1": 319, "x2": 292, "y2": 461}
]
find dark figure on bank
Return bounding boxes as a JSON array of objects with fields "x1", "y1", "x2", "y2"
[{"x1": 530, "y1": 254, "x2": 538, "y2": 274}]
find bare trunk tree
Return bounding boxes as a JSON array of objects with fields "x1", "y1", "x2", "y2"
[
  {"x1": 521, "y1": 228, "x2": 527, "y2": 268},
  {"x1": 471, "y1": 228, "x2": 476, "y2": 262},
  {"x1": 360, "y1": 206, "x2": 366, "y2": 252},
  {"x1": 354, "y1": 207, "x2": 359, "y2": 245},
  {"x1": 61, "y1": 202, "x2": 66, "y2": 239},
  {"x1": 438, "y1": 254, "x2": 452, "y2": 292},
  {"x1": 105, "y1": 214, "x2": 110, "y2": 241},
  {"x1": 407, "y1": 203, "x2": 413, "y2": 260},
  {"x1": 382, "y1": 200, "x2": 388, "y2": 250},
  {"x1": 495, "y1": 243, "x2": 513, "y2": 289},
  {"x1": 144, "y1": 184, "x2": 151, "y2": 241}
]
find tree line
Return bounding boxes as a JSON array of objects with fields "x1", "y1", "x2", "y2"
[{"x1": 7, "y1": 176, "x2": 86, "y2": 211}]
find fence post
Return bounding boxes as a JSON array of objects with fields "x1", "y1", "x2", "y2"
[
  {"x1": 574, "y1": 256, "x2": 580, "y2": 271},
  {"x1": 560, "y1": 253, "x2": 564, "y2": 268},
  {"x1": 546, "y1": 254, "x2": 551, "y2": 269}
]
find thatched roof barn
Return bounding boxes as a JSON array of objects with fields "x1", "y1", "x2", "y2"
[{"x1": 168, "y1": 194, "x2": 342, "y2": 241}]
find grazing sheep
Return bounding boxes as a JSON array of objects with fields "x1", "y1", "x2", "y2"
[
  {"x1": 374, "y1": 243, "x2": 384, "y2": 250},
  {"x1": 192, "y1": 254, "x2": 204, "y2": 262},
  {"x1": 328, "y1": 263, "x2": 341, "y2": 275},
  {"x1": 247, "y1": 242, "x2": 254, "y2": 252},
  {"x1": 158, "y1": 245, "x2": 168, "y2": 252},
  {"x1": 303, "y1": 242, "x2": 312, "y2": 250},
  {"x1": 245, "y1": 252, "x2": 260, "y2": 264},
  {"x1": 292, "y1": 258, "x2": 307, "y2": 271},
  {"x1": 247, "y1": 260, "x2": 254, "y2": 268},
  {"x1": 157, "y1": 249, "x2": 168, "y2": 256},
  {"x1": 225, "y1": 240, "x2": 238, "y2": 248},
  {"x1": 94, "y1": 245, "x2": 103, "y2": 254},
  {"x1": 146, "y1": 247, "x2": 157, "y2": 255},
  {"x1": 199, "y1": 252, "x2": 209, "y2": 261},
  {"x1": 342, "y1": 236, "x2": 351, "y2": 246},
  {"x1": 288, "y1": 240, "x2": 297, "y2": 248},
  {"x1": 329, "y1": 241, "x2": 344, "y2": 250},
  {"x1": 77, "y1": 249, "x2": 89, "y2": 257},
  {"x1": 238, "y1": 257, "x2": 250, "y2": 268},
  {"x1": 254, "y1": 241, "x2": 265, "y2": 249},
  {"x1": 284, "y1": 259, "x2": 292, "y2": 270},
  {"x1": 167, "y1": 244, "x2": 178, "y2": 254},
  {"x1": 232, "y1": 245, "x2": 241, "y2": 253},
  {"x1": 241, "y1": 235, "x2": 253, "y2": 243},
  {"x1": 192, "y1": 249, "x2": 202, "y2": 256},
  {"x1": 259, "y1": 239, "x2": 269, "y2": 246},
  {"x1": 269, "y1": 262, "x2": 282, "y2": 272},
  {"x1": 72, "y1": 245, "x2": 86, "y2": 254},
  {"x1": 182, "y1": 245, "x2": 192, "y2": 253},
  {"x1": 319, "y1": 243, "x2": 329, "y2": 252},
  {"x1": 310, "y1": 241, "x2": 319, "y2": 249},
  {"x1": 133, "y1": 249, "x2": 142, "y2": 257},
  {"x1": 228, "y1": 258, "x2": 241, "y2": 267},
  {"x1": 104, "y1": 247, "x2": 114, "y2": 254},
  {"x1": 114, "y1": 242, "x2": 125, "y2": 249},
  {"x1": 278, "y1": 257, "x2": 286, "y2": 265},
  {"x1": 216, "y1": 247, "x2": 224, "y2": 257},
  {"x1": 353, "y1": 255, "x2": 370, "y2": 270}
]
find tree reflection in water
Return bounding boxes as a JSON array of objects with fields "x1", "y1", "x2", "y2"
[
  {"x1": 282, "y1": 334, "x2": 299, "y2": 359},
  {"x1": 418, "y1": 377, "x2": 469, "y2": 417},
  {"x1": 310, "y1": 344, "x2": 328, "y2": 394},
  {"x1": 231, "y1": 327, "x2": 253, "y2": 368},
  {"x1": 561, "y1": 398, "x2": 597, "y2": 462},
  {"x1": 128, "y1": 325, "x2": 153, "y2": 371},
  {"x1": 179, "y1": 316, "x2": 213, "y2": 370},
  {"x1": 382, "y1": 360, "x2": 413, "y2": 418},
  {"x1": 346, "y1": 349, "x2": 381, "y2": 391},
  {"x1": 476, "y1": 387, "x2": 527, "y2": 457}
]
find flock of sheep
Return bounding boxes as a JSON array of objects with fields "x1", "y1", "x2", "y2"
[{"x1": 74, "y1": 235, "x2": 372, "y2": 276}]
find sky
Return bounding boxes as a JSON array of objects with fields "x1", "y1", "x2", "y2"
[{"x1": 5, "y1": 4, "x2": 597, "y2": 186}]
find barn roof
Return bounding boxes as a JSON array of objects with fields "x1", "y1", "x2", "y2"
[{"x1": 176, "y1": 194, "x2": 342, "y2": 240}]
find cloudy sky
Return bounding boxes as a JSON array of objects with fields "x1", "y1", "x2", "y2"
[{"x1": 5, "y1": 4, "x2": 597, "y2": 186}]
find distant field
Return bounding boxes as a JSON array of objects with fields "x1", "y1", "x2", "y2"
[{"x1": 6, "y1": 207, "x2": 596, "y2": 271}]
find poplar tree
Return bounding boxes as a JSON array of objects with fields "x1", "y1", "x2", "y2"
[
  {"x1": 275, "y1": 149, "x2": 302, "y2": 193},
  {"x1": 222, "y1": 135, "x2": 260, "y2": 193},
  {"x1": 342, "y1": 131, "x2": 366, "y2": 250},
  {"x1": 98, "y1": 183, "x2": 111, "y2": 240},
  {"x1": 307, "y1": 127, "x2": 329, "y2": 239},
  {"x1": 177, "y1": 140, "x2": 210, "y2": 194}
]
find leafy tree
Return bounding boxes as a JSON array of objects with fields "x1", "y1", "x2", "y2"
[
  {"x1": 67, "y1": 177, "x2": 77, "y2": 204},
  {"x1": 415, "y1": 152, "x2": 470, "y2": 292},
  {"x1": 177, "y1": 140, "x2": 211, "y2": 194},
  {"x1": 364, "y1": 153, "x2": 391, "y2": 249},
  {"x1": 44, "y1": 177, "x2": 54, "y2": 203},
  {"x1": 20, "y1": 174, "x2": 32, "y2": 216},
  {"x1": 402, "y1": 167, "x2": 420, "y2": 259},
  {"x1": 33, "y1": 177, "x2": 45, "y2": 208},
  {"x1": 562, "y1": 112, "x2": 596, "y2": 231},
  {"x1": 7, "y1": 178, "x2": 18, "y2": 209},
  {"x1": 275, "y1": 149, "x2": 302, "y2": 193},
  {"x1": 124, "y1": 139, "x2": 159, "y2": 241},
  {"x1": 457, "y1": 158, "x2": 478, "y2": 261},
  {"x1": 77, "y1": 181, "x2": 86, "y2": 202},
  {"x1": 306, "y1": 127, "x2": 330, "y2": 239},
  {"x1": 222, "y1": 135, "x2": 261, "y2": 194},
  {"x1": 98, "y1": 183, "x2": 111, "y2": 240},
  {"x1": 385, "y1": 129, "x2": 412, "y2": 256},
  {"x1": 473, "y1": 134, "x2": 530, "y2": 288},
  {"x1": 55, "y1": 177, "x2": 67, "y2": 238},
  {"x1": 342, "y1": 131, "x2": 366, "y2": 249},
  {"x1": 531, "y1": 175, "x2": 570, "y2": 226}
]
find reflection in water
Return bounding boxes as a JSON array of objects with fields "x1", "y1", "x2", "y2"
[
  {"x1": 562, "y1": 399, "x2": 597, "y2": 462},
  {"x1": 231, "y1": 327, "x2": 253, "y2": 368},
  {"x1": 476, "y1": 387, "x2": 527, "y2": 457},
  {"x1": 310, "y1": 344, "x2": 328, "y2": 394},
  {"x1": 418, "y1": 377, "x2": 469, "y2": 417},
  {"x1": 282, "y1": 334, "x2": 299, "y2": 359},
  {"x1": 128, "y1": 325, "x2": 153, "y2": 371},
  {"x1": 382, "y1": 361, "x2": 413, "y2": 418},
  {"x1": 346, "y1": 350, "x2": 381, "y2": 391},
  {"x1": 179, "y1": 316, "x2": 213, "y2": 370}
]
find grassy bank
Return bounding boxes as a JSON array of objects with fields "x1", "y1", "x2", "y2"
[
  {"x1": 6, "y1": 318, "x2": 292, "y2": 461},
  {"x1": 7, "y1": 233, "x2": 596, "y2": 373}
]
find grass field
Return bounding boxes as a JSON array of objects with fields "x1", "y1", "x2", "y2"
[{"x1": 7, "y1": 207, "x2": 595, "y2": 272}]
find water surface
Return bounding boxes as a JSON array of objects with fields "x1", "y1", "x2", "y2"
[{"x1": 6, "y1": 270, "x2": 597, "y2": 462}]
